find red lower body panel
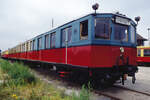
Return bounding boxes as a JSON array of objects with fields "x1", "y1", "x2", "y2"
[
  {"x1": 6, "y1": 45, "x2": 137, "y2": 68},
  {"x1": 137, "y1": 57, "x2": 150, "y2": 63}
]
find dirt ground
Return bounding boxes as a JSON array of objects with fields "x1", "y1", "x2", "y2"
[
  {"x1": 115, "y1": 66, "x2": 150, "y2": 94},
  {"x1": 33, "y1": 66, "x2": 150, "y2": 100},
  {"x1": 92, "y1": 66, "x2": 150, "y2": 100}
]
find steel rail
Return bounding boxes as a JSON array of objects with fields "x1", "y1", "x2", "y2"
[
  {"x1": 113, "y1": 85, "x2": 150, "y2": 96},
  {"x1": 93, "y1": 90, "x2": 121, "y2": 100}
]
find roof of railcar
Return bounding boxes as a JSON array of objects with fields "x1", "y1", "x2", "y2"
[
  {"x1": 137, "y1": 46, "x2": 150, "y2": 49},
  {"x1": 8, "y1": 13, "x2": 136, "y2": 50},
  {"x1": 36, "y1": 13, "x2": 135, "y2": 37},
  {"x1": 56, "y1": 13, "x2": 132, "y2": 29}
]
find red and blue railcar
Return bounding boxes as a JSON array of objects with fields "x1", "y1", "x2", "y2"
[{"x1": 2, "y1": 13, "x2": 138, "y2": 86}]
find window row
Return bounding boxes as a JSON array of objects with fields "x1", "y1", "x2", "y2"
[
  {"x1": 144, "y1": 49, "x2": 150, "y2": 56},
  {"x1": 138, "y1": 49, "x2": 150, "y2": 57},
  {"x1": 9, "y1": 18, "x2": 135, "y2": 54},
  {"x1": 44, "y1": 32, "x2": 56, "y2": 49}
]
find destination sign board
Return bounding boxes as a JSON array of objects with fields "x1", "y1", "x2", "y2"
[{"x1": 115, "y1": 16, "x2": 130, "y2": 26}]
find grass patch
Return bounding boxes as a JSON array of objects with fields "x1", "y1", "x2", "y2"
[
  {"x1": 0, "y1": 59, "x2": 36, "y2": 85},
  {"x1": 0, "y1": 59, "x2": 91, "y2": 100},
  {"x1": 71, "y1": 84, "x2": 91, "y2": 100}
]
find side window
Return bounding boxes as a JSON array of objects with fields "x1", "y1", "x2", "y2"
[
  {"x1": 24, "y1": 44, "x2": 26, "y2": 52},
  {"x1": 28, "y1": 41, "x2": 30, "y2": 51},
  {"x1": 29, "y1": 41, "x2": 30, "y2": 51},
  {"x1": 50, "y1": 32, "x2": 56, "y2": 48},
  {"x1": 61, "y1": 27, "x2": 72, "y2": 45},
  {"x1": 22, "y1": 44, "x2": 24, "y2": 52},
  {"x1": 137, "y1": 49, "x2": 141, "y2": 56},
  {"x1": 38, "y1": 37, "x2": 42, "y2": 50},
  {"x1": 21, "y1": 44, "x2": 23, "y2": 52},
  {"x1": 33, "y1": 40, "x2": 36, "y2": 50},
  {"x1": 26, "y1": 42, "x2": 28, "y2": 52},
  {"x1": 14, "y1": 47, "x2": 16, "y2": 53},
  {"x1": 62, "y1": 29, "x2": 66, "y2": 44},
  {"x1": 23, "y1": 44, "x2": 25, "y2": 52},
  {"x1": 18, "y1": 45, "x2": 20, "y2": 52},
  {"x1": 20, "y1": 44, "x2": 22, "y2": 52},
  {"x1": 144, "y1": 49, "x2": 150, "y2": 56},
  {"x1": 80, "y1": 20, "x2": 88, "y2": 40},
  {"x1": 15, "y1": 46, "x2": 17, "y2": 53},
  {"x1": 17, "y1": 46, "x2": 19, "y2": 53},
  {"x1": 15, "y1": 47, "x2": 17, "y2": 53},
  {"x1": 114, "y1": 24, "x2": 129, "y2": 41},
  {"x1": 20, "y1": 45, "x2": 22, "y2": 52},
  {"x1": 30, "y1": 41, "x2": 32, "y2": 51},
  {"x1": 45, "y1": 34, "x2": 50, "y2": 49},
  {"x1": 68, "y1": 27, "x2": 72, "y2": 42}
]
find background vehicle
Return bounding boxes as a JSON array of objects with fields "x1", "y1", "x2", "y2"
[
  {"x1": 1, "y1": 50, "x2": 8, "y2": 58},
  {"x1": 137, "y1": 46, "x2": 150, "y2": 66},
  {"x1": 2, "y1": 13, "x2": 138, "y2": 87},
  {"x1": 0, "y1": 49, "x2": 1, "y2": 57}
]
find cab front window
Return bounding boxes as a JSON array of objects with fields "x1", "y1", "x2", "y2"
[
  {"x1": 95, "y1": 18, "x2": 110, "y2": 39},
  {"x1": 114, "y1": 24, "x2": 129, "y2": 42}
]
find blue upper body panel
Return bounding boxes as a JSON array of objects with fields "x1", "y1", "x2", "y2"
[{"x1": 29, "y1": 13, "x2": 137, "y2": 51}]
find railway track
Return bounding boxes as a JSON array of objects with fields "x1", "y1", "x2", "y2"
[
  {"x1": 113, "y1": 85, "x2": 150, "y2": 96},
  {"x1": 29, "y1": 65, "x2": 150, "y2": 100},
  {"x1": 93, "y1": 90, "x2": 121, "y2": 100},
  {"x1": 30, "y1": 66, "x2": 122, "y2": 100},
  {"x1": 98, "y1": 85, "x2": 150, "y2": 100}
]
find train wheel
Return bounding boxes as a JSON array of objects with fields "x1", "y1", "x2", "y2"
[
  {"x1": 132, "y1": 76, "x2": 136, "y2": 84},
  {"x1": 52, "y1": 65, "x2": 57, "y2": 71},
  {"x1": 90, "y1": 79, "x2": 101, "y2": 89},
  {"x1": 90, "y1": 78, "x2": 109, "y2": 89}
]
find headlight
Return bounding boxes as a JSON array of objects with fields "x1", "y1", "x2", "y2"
[{"x1": 120, "y1": 47, "x2": 124, "y2": 53}]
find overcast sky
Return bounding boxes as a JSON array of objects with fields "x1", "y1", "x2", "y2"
[{"x1": 0, "y1": 0, "x2": 150, "y2": 51}]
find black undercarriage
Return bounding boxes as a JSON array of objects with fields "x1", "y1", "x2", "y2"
[{"x1": 2, "y1": 57, "x2": 138, "y2": 88}]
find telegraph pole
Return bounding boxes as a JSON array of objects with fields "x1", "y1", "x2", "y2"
[
  {"x1": 148, "y1": 28, "x2": 150, "y2": 46},
  {"x1": 52, "y1": 18, "x2": 54, "y2": 28}
]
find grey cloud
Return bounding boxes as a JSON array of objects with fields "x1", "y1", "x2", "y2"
[{"x1": 0, "y1": 0, "x2": 150, "y2": 50}]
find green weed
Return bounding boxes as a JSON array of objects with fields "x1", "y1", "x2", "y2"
[
  {"x1": 0, "y1": 60, "x2": 36, "y2": 85},
  {"x1": 71, "y1": 84, "x2": 91, "y2": 100},
  {"x1": 0, "y1": 59, "x2": 92, "y2": 100}
]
